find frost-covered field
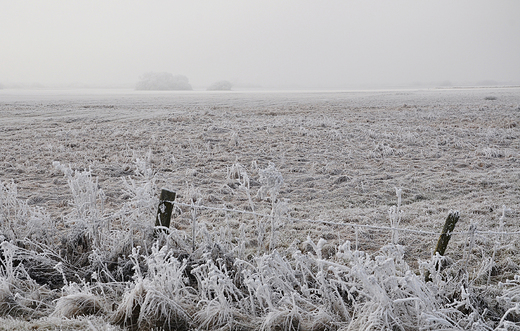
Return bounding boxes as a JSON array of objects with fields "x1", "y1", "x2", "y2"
[{"x1": 0, "y1": 88, "x2": 519, "y2": 330}]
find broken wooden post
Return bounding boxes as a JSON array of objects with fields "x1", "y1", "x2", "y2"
[
  {"x1": 434, "y1": 210, "x2": 460, "y2": 256},
  {"x1": 155, "y1": 189, "x2": 176, "y2": 233},
  {"x1": 425, "y1": 210, "x2": 460, "y2": 282}
]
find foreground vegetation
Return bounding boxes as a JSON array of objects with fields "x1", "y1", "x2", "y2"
[{"x1": 1, "y1": 159, "x2": 520, "y2": 331}]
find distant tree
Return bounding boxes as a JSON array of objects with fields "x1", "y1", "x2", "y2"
[
  {"x1": 207, "y1": 80, "x2": 232, "y2": 91},
  {"x1": 136, "y1": 72, "x2": 192, "y2": 90}
]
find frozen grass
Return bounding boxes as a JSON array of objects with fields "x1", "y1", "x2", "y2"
[
  {"x1": 1, "y1": 158, "x2": 520, "y2": 329},
  {"x1": 0, "y1": 88, "x2": 519, "y2": 329}
]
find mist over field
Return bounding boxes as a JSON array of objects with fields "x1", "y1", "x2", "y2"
[{"x1": 1, "y1": 1, "x2": 520, "y2": 89}]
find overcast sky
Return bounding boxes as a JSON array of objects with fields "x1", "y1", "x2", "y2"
[{"x1": 1, "y1": 0, "x2": 519, "y2": 88}]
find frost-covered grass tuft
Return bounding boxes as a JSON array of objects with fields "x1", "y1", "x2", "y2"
[
  {"x1": 479, "y1": 147, "x2": 504, "y2": 158},
  {"x1": 52, "y1": 292, "x2": 104, "y2": 318}
]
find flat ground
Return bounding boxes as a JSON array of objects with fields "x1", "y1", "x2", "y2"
[{"x1": 1, "y1": 87, "x2": 519, "y2": 266}]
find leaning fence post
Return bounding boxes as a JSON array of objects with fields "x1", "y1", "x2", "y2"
[
  {"x1": 425, "y1": 210, "x2": 460, "y2": 282},
  {"x1": 434, "y1": 210, "x2": 460, "y2": 256},
  {"x1": 155, "y1": 189, "x2": 176, "y2": 233}
]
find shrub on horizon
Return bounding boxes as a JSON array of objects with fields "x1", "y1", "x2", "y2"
[
  {"x1": 136, "y1": 72, "x2": 193, "y2": 91},
  {"x1": 207, "y1": 80, "x2": 232, "y2": 91}
]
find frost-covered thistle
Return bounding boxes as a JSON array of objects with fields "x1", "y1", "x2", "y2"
[
  {"x1": 256, "y1": 163, "x2": 285, "y2": 251},
  {"x1": 233, "y1": 162, "x2": 257, "y2": 218},
  {"x1": 184, "y1": 184, "x2": 202, "y2": 252},
  {"x1": 256, "y1": 163, "x2": 283, "y2": 203},
  {"x1": 228, "y1": 131, "x2": 239, "y2": 147},
  {"x1": 389, "y1": 187, "x2": 402, "y2": 245}
]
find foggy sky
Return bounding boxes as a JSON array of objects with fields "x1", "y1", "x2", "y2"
[{"x1": 1, "y1": 0, "x2": 519, "y2": 89}]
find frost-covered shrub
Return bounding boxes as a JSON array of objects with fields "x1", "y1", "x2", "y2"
[
  {"x1": 53, "y1": 162, "x2": 105, "y2": 222},
  {"x1": 0, "y1": 180, "x2": 30, "y2": 241},
  {"x1": 0, "y1": 180, "x2": 56, "y2": 245},
  {"x1": 135, "y1": 72, "x2": 193, "y2": 91}
]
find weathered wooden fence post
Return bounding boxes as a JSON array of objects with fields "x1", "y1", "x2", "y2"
[
  {"x1": 155, "y1": 189, "x2": 176, "y2": 234},
  {"x1": 425, "y1": 210, "x2": 460, "y2": 282},
  {"x1": 434, "y1": 210, "x2": 460, "y2": 256}
]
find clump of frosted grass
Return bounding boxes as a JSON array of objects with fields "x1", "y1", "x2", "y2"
[
  {"x1": 0, "y1": 180, "x2": 55, "y2": 245},
  {"x1": 0, "y1": 316, "x2": 122, "y2": 330},
  {"x1": 231, "y1": 162, "x2": 256, "y2": 212},
  {"x1": 227, "y1": 161, "x2": 250, "y2": 189},
  {"x1": 53, "y1": 161, "x2": 105, "y2": 222},
  {"x1": 370, "y1": 142, "x2": 396, "y2": 158},
  {"x1": 228, "y1": 131, "x2": 239, "y2": 147},
  {"x1": 480, "y1": 147, "x2": 504, "y2": 158},
  {"x1": 116, "y1": 156, "x2": 159, "y2": 246},
  {"x1": 112, "y1": 245, "x2": 193, "y2": 331},
  {"x1": 0, "y1": 241, "x2": 50, "y2": 318},
  {"x1": 192, "y1": 253, "x2": 245, "y2": 329},
  {"x1": 133, "y1": 149, "x2": 154, "y2": 179},
  {"x1": 0, "y1": 180, "x2": 26, "y2": 240},
  {"x1": 51, "y1": 281, "x2": 105, "y2": 318},
  {"x1": 53, "y1": 162, "x2": 112, "y2": 271}
]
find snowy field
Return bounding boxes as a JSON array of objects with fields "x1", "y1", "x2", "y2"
[{"x1": 1, "y1": 87, "x2": 520, "y2": 330}]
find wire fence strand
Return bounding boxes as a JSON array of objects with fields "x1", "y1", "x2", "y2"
[{"x1": 169, "y1": 201, "x2": 520, "y2": 238}]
